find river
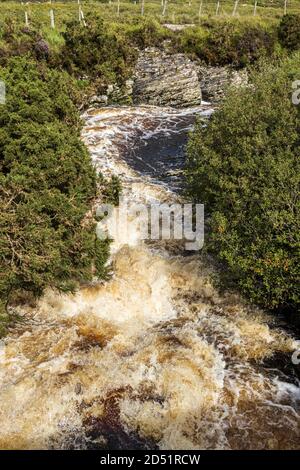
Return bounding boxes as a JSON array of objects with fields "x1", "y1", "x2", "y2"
[{"x1": 0, "y1": 105, "x2": 299, "y2": 450}]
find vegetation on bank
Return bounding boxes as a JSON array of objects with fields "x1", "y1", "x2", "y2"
[
  {"x1": 1, "y1": 9, "x2": 300, "y2": 99},
  {"x1": 186, "y1": 53, "x2": 300, "y2": 314},
  {"x1": 0, "y1": 4, "x2": 300, "y2": 81},
  {"x1": 0, "y1": 57, "x2": 119, "y2": 336}
]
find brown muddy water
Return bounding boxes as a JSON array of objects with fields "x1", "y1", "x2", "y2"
[{"x1": 0, "y1": 105, "x2": 299, "y2": 450}]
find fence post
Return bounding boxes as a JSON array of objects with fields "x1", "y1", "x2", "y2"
[
  {"x1": 284, "y1": 0, "x2": 288, "y2": 15},
  {"x1": 216, "y1": 0, "x2": 220, "y2": 15},
  {"x1": 25, "y1": 10, "x2": 29, "y2": 27},
  {"x1": 198, "y1": 0, "x2": 203, "y2": 21},
  {"x1": 80, "y1": 8, "x2": 86, "y2": 26},
  {"x1": 162, "y1": 0, "x2": 167, "y2": 16},
  {"x1": 141, "y1": 0, "x2": 145, "y2": 16},
  {"x1": 232, "y1": 0, "x2": 239, "y2": 16},
  {"x1": 253, "y1": 0, "x2": 257, "y2": 15},
  {"x1": 50, "y1": 9, "x2": 55, "y2": 29},
  {"x1": 117, "y1": 0, "x2": 120, "y2": 16}
]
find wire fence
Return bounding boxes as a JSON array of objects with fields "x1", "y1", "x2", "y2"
[{"x1": 0, "y1": 0, "x2": 300, "y2": 30}]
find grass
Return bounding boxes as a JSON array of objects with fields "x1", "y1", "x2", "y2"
[{"x1": 0, "y1": 0, "x2": 300, "y2": 38}]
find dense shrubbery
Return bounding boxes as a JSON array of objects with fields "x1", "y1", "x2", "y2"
[
  {"x1": 179, "y1": 22, "x2": 276, "y2": 67},
  {"x1": 278, "y1": 14, "x2": 300, "y2": 51},
  {"x1": 234, "y1": 26, "x2": 276, "y2": 67},
  {"x1": 186, "y1": 54, "x2": 300, "y2": 313},
  {"x1": 124, "y1": 17, "x2": 172, "y2": 49},
  {"x1": 0, "y1": 14, "x2": 281, "y2": 79},
  {"x1": 0, "y1": 18, "x2": 51, "y2": 65},
  {"x1": 0, "y1": 57, "x2": 114, "y2": 334},
  {"x1": 61, "y1": 15, "x2": 137, "y2": 85}
]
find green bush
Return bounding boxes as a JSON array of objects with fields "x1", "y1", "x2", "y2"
[
  {"x1": 125, "y1": 17, "x2": 172, "y2": 50},
  {"x1": 0, "y1": 17, "x2": 51, "y2": 66},
  {"x1": 234, "y1": 27, "x2": 276, "y2": 68},
  {"x1": 61, "y1": 15, "x2": 136, "y2": 86},
  {"x1": 0, "y1": 57, "x2": 112, "y2": 324},
  {"x1": 179, "y1": 22, "x2": 276, "y2": 68},
  {"x1": 176, "y1": 26, "x2": 208, "y2": 58},
  {"x1": 197, "y1": 23, "x2": 238, "y2": 65},
  {"x1": 186, "y1": 54, "x2": 300, "y2": 313},
  {"x1": 278, "y1": 14, "x2": 300, "y2": 51}
]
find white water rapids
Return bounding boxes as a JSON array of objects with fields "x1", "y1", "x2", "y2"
[{"x1": 0, "y1": 105, "x2": 299, "y2": 450}]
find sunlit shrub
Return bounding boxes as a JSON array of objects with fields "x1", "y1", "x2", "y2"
[{"x1": 186, "y1": 54, "x2": 300, "y2": 313}]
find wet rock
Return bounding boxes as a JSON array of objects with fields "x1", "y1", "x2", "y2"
[
  {"x1": 107, "y1": 82, "x2": 132, "y2": 104},
  {"x1": 89, "y1": 80, "x2": 134, "y2": 108},
  {"x1": 133, "y1": 47, "x2": 202, "y2": 107},
  {"x1": 198, "y1": 65, "x2": 248, "y2": 103},
  {"x1": 260, "y1": 351, "x2": 300, "y2": 387},
  {"x1": 89, "y1": 94, "x2": 108, "y2": 107}
]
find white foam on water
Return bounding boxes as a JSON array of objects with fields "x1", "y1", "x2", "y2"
[{"x1": 0, "y1": 105, "x2": 299, "y2": 450}]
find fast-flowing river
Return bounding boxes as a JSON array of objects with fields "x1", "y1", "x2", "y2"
[{"x1": 0, "y1": 105, "x2": 299, "y2": 450}]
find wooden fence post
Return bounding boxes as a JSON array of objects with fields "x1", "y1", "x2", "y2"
[
  {"x1": 216, "y1": 0, "x2": 220, "y2": 15},
  {"x1": 80, "y1": 7, "x2": 86, "y2": 26},
  {"x1": 232, "y1": 0, "x2": 239, "y2": 16},
  {"x1": 25, "y1": 11, "x2": 29, "y2": 27},
  {"x1": 198, "y1": 0, "x2": 203, "y2": 21},
  {"x1": 50, "y1": 9, "x2": 55, "y2": 29},
  {"x1": 253, "y1": 0, "x2": 257, "y2": 15},
  {"x1": 162, "y1": 0, "x2": 167, "y2": 16}
]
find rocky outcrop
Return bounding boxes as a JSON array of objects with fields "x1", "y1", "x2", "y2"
[
  {"x1": 198, "y1": 66, "x2": 248, "y2": 103},
  {"x1": 133, "y1": 48, "x2": 202, "y2": 107},
  {"x1": 88, "y1": 80, "x2": 134, "y2": 108},
  {"x1": 88, "y1": 52, "x2": 248, "y2": 109}
]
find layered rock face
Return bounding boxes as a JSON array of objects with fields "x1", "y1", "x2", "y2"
[
  {"x1": 199, "y1": 66, "x2": 248, "y2": 103},
  {"x1": 133, "y1": 48, "x2": 202, "y2": 107},
  {"x1": 87, "y1": 50, "x2": 248, "y2": 109}
]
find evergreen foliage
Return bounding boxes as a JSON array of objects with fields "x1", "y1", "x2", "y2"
[
  {"x1": 186, "y1": 55, "x2": 300, "y2": 313},
  {"x1": 0, "y1": 57, "x2": 114, "y2": 334}
]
